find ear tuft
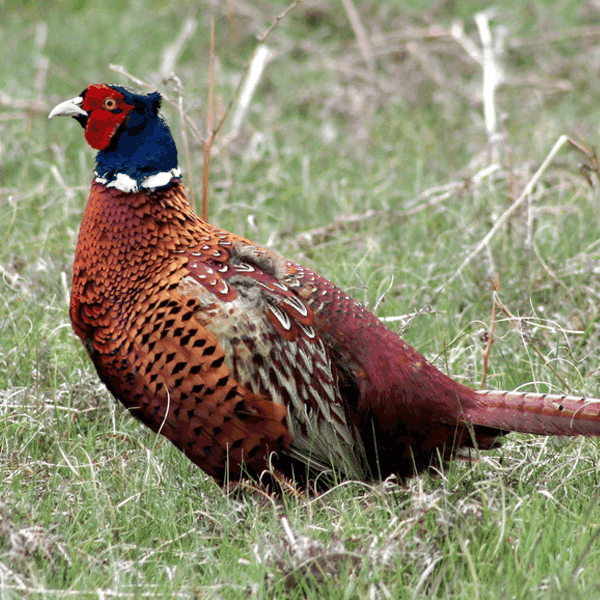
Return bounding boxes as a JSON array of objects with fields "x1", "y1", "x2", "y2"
[
  {"x1": 146, "y1": 91, "x2": 162, "y2": 115},
  {"x1": 110, "y1": 85, "x2": 162, "y2": 116}
]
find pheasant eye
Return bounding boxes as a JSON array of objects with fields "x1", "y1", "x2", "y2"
[{"x1": 103, "y1": 97, "x2": 118, "y2": 110}]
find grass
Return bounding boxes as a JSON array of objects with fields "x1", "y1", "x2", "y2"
[{"x1": 2, "y1": 0, "x2": 600, "y2": 597}]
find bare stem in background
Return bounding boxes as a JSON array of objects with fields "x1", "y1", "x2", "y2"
[
  {"x1": 160, "y1": 73, "x2": 195, "y2": 211},
  {"x1": 211, "y1": 0, "x2": 303, "y2": 143},
  {"x1": 179, "y1": 91, "x2": 194, "y2": 211},
  {"x1": 481, "y1": 274, "x2": 499, "y2": 388},
  {"x1": 227, "y1": 45, "x2": 273, "y2": 141},
  {"x1": 33, "y1": 22, "x2": 49, "y2": 93},
  {"x1": 202, "y1": 17, "x2": 216, "y2": 221},
  {"x1": 160, "y1": 17, "x2": 198, "y2": 79},
  {"x1": 341, "y1": 0, "x2": 375, "y2": 75},
  {"x1": 452, "y1": 10, "x2": 505, "y2": 163},
  {"x1": 474, "y1": 10, "x2": 501, "y2": 162},
  {"x1": 200, "y1": 0, "x2": 302, "y2": 216}
]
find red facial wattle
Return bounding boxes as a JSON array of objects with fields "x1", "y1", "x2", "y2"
[{"x1": 81, "y1": 83, "x2": 134, "y2": 150}]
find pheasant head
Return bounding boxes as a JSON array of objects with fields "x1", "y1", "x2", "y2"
[{"x1": 49, "y1": 83, "x2": 180, "y2": 193}]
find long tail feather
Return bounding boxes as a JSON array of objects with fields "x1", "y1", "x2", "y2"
[{"x1": 467, "y1": 391, "x2": 600, "y2": 437}]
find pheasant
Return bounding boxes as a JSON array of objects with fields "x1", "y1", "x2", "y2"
[{"x1": 49, "y1": 83, "x2": 600, "y2": 487}]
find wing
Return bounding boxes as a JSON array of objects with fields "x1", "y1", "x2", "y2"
[
  {"x1": 173, "y1": 238, "x2": 370, "y2": 482},
  {"x1": 80, "y1": 231, "x2": 369, "y2": 483}
]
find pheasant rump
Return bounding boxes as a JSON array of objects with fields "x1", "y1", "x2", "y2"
[{"x1": 49, "y1": 83, "x2": 600, "y2": 487}]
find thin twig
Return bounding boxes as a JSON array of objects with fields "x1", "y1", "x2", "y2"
[
  {"x1": 160, "y1": 16, "x2": 198, "y2": 78},
  {"x1": 228, "y1": 45, "x2": 273, "y2": 139},
  {"x1": 373, "y1": 275, "x2": 394, "y2": 313},
  {"x1": 162, "y1": 73, "x2": 195, "y2": 210},
  {"x1": 258, "y1": 0, "x2": 302, "y2": 44},
  {"x1": 380, "y1": 308, "x2": 444, "y2": 324},
  {"x1": 180, "y1": 94, "x2": 195, "y2": 211},
  {"x1": 109, "y1": 64, "x2": 155, "y2": 91},
  {"x1": 202, "y1": 17, "x2": 216, "y2": 221},
  {"x1": 474, "y1": 9, "x2": 501, "y2": 161},
  {"x1": 451, "y1": 20, "x2": 483, "y2": 64},
  {"x1": 33, "y1": 22, "x2": 49, "y2": 93},
  {"x1": 211, "y1": 0, "x2": 303, "y2": 142},
  {"x1": 341, "y1": 0, "x2": 375, "y2": 74},
  {"x1": 567, "y1": 136, "x2": 600, "y2": 184},
  {"x1": 481, "y1": 274, "x2": 499, "y2": 388},
  {"x1": 199, "y1": 1, "x2": 302, "y2": 217}
]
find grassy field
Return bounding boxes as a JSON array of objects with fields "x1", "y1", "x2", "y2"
[{"x1": 3, "y1": 0, "x2": 600, "y2": 597}]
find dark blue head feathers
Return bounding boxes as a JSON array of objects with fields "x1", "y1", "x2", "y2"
[{"x1": 93, "y1": 85, "x2": 179, "y2": 191}]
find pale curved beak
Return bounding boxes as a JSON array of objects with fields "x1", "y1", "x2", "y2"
[{"x1": 48, "y1": 96, "x2": 87, "y2": 119}]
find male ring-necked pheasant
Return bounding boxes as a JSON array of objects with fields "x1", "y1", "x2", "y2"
[{"x1": 50, "y1": 83, "x2": 600, "y2": 487}]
